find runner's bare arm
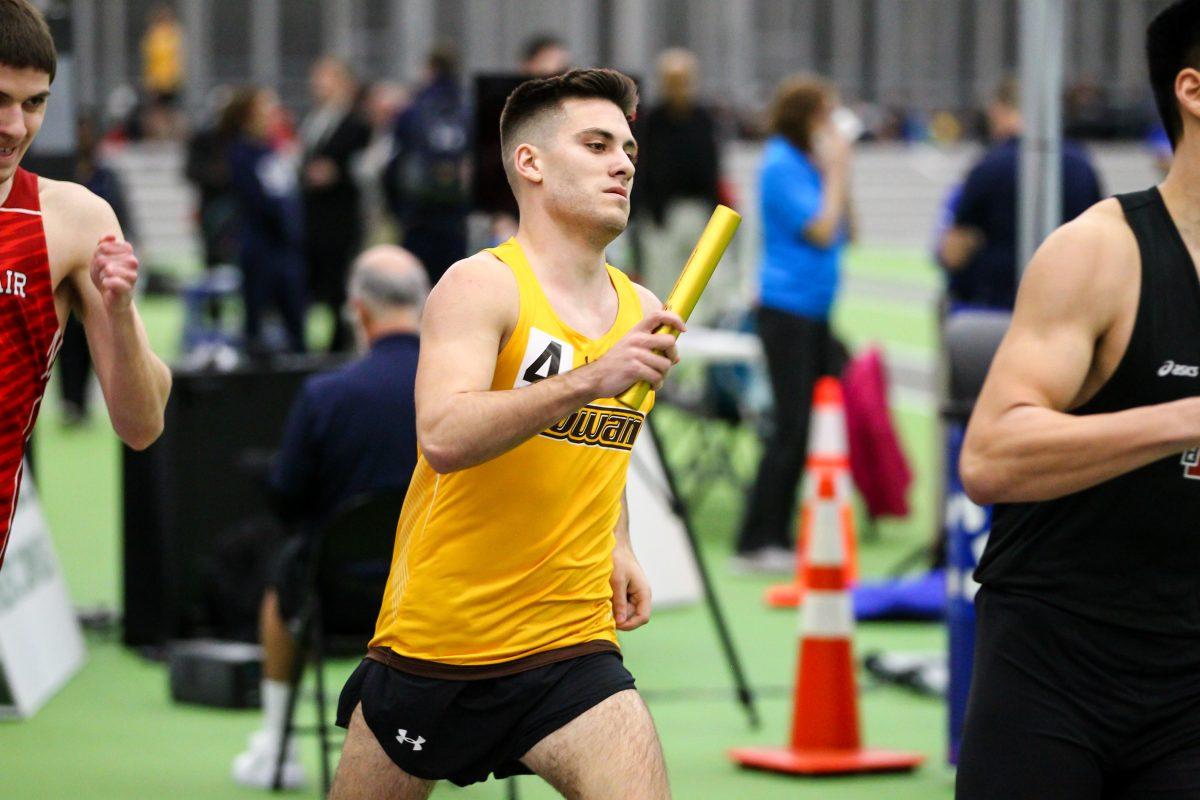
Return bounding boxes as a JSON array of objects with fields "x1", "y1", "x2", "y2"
[
  {"x1": 416, "y1": 256, "x2": 682, "y2": 473},
  {"x1": 58, "y1": 185, "x2": 171, "y2": 449},
  {"x1": 961, "y1": 205, "x2": 1200, "y2": 503},
  {"x1": 611, "y1": 489, "x2": 651, "y2": 631}
]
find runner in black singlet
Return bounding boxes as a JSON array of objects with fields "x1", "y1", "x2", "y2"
[{"x1": 957, "y1": 3, "x2": 1200, "y2": 797}]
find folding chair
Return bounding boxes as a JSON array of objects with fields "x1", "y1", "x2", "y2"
[{"x1": 273, "y1": 488, "x2": 406, "y2": 795}]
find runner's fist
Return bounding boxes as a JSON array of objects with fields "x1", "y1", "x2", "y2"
[
  {"x1": 584, "y1": 309, "x2": 685, "y2": 399},
  {"x1": 90, "y1": 235, "x2": 139, "y2": 314}
]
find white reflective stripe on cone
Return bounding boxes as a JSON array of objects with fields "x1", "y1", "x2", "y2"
[
  {"x1": 809, "y1": 408, "x2": 847, "y2": 458},
  {"x1": 807, "y1": 502, "x2": 846, "y2": 567},
  {"x1": 800, "y1": 590, "x2": 855, "y2": 638}
]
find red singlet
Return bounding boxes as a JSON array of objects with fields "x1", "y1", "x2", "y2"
[{"x1": 0, "y1": 168, "x2": 62, "y2": 568}]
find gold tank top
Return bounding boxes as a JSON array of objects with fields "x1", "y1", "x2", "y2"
[{"x1": 368, "y1": 239, "x2": 655, "y2": 675}]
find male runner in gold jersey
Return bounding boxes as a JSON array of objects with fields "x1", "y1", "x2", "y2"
[{"x1": 331, "y1": 69, "x2": 681, "y2": 799}]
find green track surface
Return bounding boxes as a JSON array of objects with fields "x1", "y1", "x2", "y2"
[{"x1": 3, "y1": 248, "x2": 957, "y2": 799}]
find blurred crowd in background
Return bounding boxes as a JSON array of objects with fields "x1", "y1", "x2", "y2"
[{"x1": 65, "y1": 5, "x2": 1169, "y2": 360}]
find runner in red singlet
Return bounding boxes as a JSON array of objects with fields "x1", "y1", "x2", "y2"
[{"x1": 0, "y1": 0, "x2": 171, "y2": 568}]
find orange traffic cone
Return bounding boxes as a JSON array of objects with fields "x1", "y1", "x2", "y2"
[
  {"x1": 765, "y1": 377, "x2": 858, "y2": 607},
  {"x1": 731, "y1": 474, "x2": 924, "y2": 775}
]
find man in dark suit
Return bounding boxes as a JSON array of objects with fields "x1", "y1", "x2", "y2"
[
  {"x1": 232, "y1": 244, "x2": 427, "y2": 790},
  {"x1": 301, "y1": 56, "x2": 371, "y2": 352},
  {"x1": 938, "y1": 78, "x2": 1104, "y2": 311}
]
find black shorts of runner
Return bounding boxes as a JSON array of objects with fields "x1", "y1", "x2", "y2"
[
  {"x1": 956, "y1": 588, "x2": 1200, "y2": 800},
  {"x1": 335, "y1": 650, "x2": 636, "y2": 787}
]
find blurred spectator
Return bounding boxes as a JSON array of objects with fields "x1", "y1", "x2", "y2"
[
  {"x1": 58, "y1": 111, "x2": 135, "y2": 425},
  {"x1": 222, "y1": 87, "x2": 307, "y2": 355},
  {"x1": 231, "y1": 245, "x2": 427, "y2": 790},
  {"x1": 938, "y1": 78, "x2": 1104, "y2": 310},
  {"x1": 138, "y1": 4, "x2": 186, "y2": 140},
  {"x1": 300, "y1": 57, "x2": 371, "y2": 352},
  {"x1": 520, "y1": 33, "x2": 572, "y2": 78},
  {"x1": 141, "y1": 3, "x2": 184, "y2": 106},
  {"x1": 1064, "y1": 79, "x2": 1117, "y2": 139},
  {"x1": 185, "y1": 86, "x2": 238, "y2": 274},
  {"x1": 635, "y1": 49, "x2": 722, "y2": 305},
  {"x1": 267, "y1": 98, "x2": 299, "y2": 151},
  {"x1": 384, "y1": 46, "x2": 468, "y2": 286},
  {"x1": 352, "y1": 81, "x2": 409, "y2": 246},
  {"x1": 102, "y1": 84, "x2": 144, "y2": 143},
  {"x1": 930, "y1": 110, "x2": 964, "y2": 144},
  {"x1": 735, "y1": 75, "x2": 853, "y2": 572},
  {"x1": 876, "y1": 105, "x2": 908, "y2": 141},
  {"x1": 486, "y1": 34, "x2": 575, "y2": 245}
]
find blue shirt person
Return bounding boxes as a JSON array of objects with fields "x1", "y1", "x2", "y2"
[
  {"x1": 758, "y1": 134, "x2": 847, "y2": 320},
  {"x1": 737, "y1": 76, "x2": 854, "y2": 569}
]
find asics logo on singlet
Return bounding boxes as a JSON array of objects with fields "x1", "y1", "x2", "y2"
[
  {"x1": 1158, "y1": 360, "x2": 1199, "y2": 378},
  {"x1": 396, "y1": 729, "x2": 425, "y2": 751},
  {"x1": 541, "y1": 404, "x2": 644, "y2": 451}
]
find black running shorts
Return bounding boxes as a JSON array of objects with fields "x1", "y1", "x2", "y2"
[
  {"x1": 335, "y1": 650, "x2": 636, "y2": 787},
  {"x1": 957, "y1": 588, "x2": 1200, "y2": 799}
]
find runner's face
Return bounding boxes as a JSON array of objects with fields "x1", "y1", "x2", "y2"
[
  {"x1": 0, "y1": 64, "x2": 50, "y2": 187},
  {"x1": 541, "y1": 98, "x2": 637, "y2": 237}
]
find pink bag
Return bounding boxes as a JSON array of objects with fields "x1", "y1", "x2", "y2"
[{"x1": 842, "y1": 347, "x2": 912, "y2": 519}]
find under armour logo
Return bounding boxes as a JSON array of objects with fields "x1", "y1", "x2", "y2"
[{"x1": 396, "y1": 729, "x2": 425, "y2": 751}]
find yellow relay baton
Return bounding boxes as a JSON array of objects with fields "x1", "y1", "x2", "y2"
[{"x1": 617, "y1": 204, "x2": 741, "y2": 409}]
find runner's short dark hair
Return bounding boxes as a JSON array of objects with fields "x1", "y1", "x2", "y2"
[
  {"x1": 499, "y1": 68, "x2": 638, "y2": 189},
  {"x1": 1147, "y1": 0, "x2": 1200, "y2": 149},
  {"x1": 0, "y1": 0, "x2": 57, "y2": 83}
]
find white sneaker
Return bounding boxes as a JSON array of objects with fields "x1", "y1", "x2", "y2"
[
  {"x1": 729, "y1": 546, "x2": 797, "y2": 575},
  {"x1": 758, "y1": 546, "x2": 798, "y2": 573},
  {"x1": 231, "y1": 729, "x2": 308, "y2": 790}
]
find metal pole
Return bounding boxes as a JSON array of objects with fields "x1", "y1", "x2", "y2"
[
  {"x1": 1117, "y1": 1, "x2": 1147, "y2": 110},
  {"x1": 637, "y1": 420, "x2": 760, "y2": 730},
  {"x1": 1040, "y1": 4, "x2": 1064, "y2": 249},
  {"x1": 564, "y1": 0, "x2": 598, "y2": 70},
  {"x1": 611, "y1": 0, "x2": 652, "y2": 82},
  {"x1": 1018, "y1": 0, "x2": 1063, "y2": 275},
  {"x1": 322, "y1": 0, "x2": 356, "y2": 61},
  {"x1": 831, "y1": 0, "x2": 865, "y2": 101},
  {"x1": 875, "y1": 0, "x2": 906, "y2": 106},
  {"x1": 101, "y1": 0, "x2": 127, "y2": 107},
  {"x1": 72, "y1": 0, "x2": 96, "y2": 108},
  {"x1": 180, "y1": 0, "x2": 212, "y2": 117},
  {"x1": 250, "y1": 0, "x2": 281, "y2": 89},
  {"x1": 722, "y1": 0, "x2": 755, "y2": 111},
  {"x1": 973, "y1": 0, "x2": 1006, "y2": 106},
  {"x1": 393, "y1": 0, "x2": 435, "y2": 83},
  {"x1": 463, "y1": 0, "x2": 503, "y2": 75}
]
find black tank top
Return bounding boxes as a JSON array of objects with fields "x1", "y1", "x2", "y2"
[{"x1": 976, "y1": 187, "x2": 1200, "y2": 636}]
